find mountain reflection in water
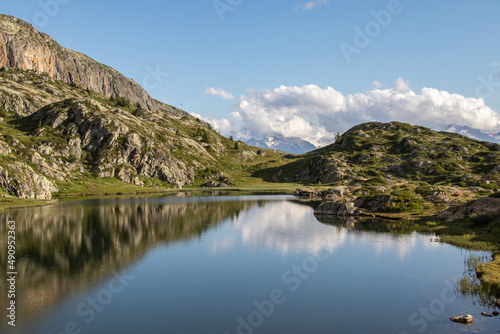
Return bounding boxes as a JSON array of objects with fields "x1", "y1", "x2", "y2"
[
  {"x1": 0, "y1": 195, "x2": 265, "y2": 329},
  {"x1": 0, "y1": 195, "x2": 496, "y2": 334}
]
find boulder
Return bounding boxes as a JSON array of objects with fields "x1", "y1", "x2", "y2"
[
  {"x1": 437, "y1": 197, "x2": 500, "y2": 222},
  {"x1": 201, "y1": 181, "x2": 228, "y2": 188},
  {"x1": 293, "y1": 188, "x2": 326, "y2": 198},
  {"x1": 449, "y1": 314, "x2": 473, "y2": 324},
  {"x1": 257, "y1": 149, "x2": 266, "y2": 157},
  {"x1": 327, "y1": 186, "x2": 350, "y2": 197},
  {"x1": 0, "y1": 140, "x2": 11, "y2": 155},
  {"x1": 315, "y1": 197, "x2": 365, "y2": 216},
  {"x1": 481, "y1": 312, "x2": 493, "y2": 317}
]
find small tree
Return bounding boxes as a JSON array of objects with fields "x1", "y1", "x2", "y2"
[
  {"x1": 395, "y1": 130, "x2": 405, "y2": 143},
  {"x1": 335, "y1": 132, "x2": 342, "y2": 143},
  {"x1": 234, "y1": 141, "x2": 240, "y2": 150},
  {"x1": 202, "y1": 130, "x2": 211, "y2": 143}
]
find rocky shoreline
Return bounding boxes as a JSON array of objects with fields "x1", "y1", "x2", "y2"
[{"x1": 293, "y1": 186, "x2": 500, "y2": 219}]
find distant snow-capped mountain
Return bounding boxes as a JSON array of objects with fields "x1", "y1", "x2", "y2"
[
  {"x1": 442, "y1": 125, "x2": 500, "y2": 144},
  {"x1": 246, "y1": 134, "x2": 317, "y2": 154}
]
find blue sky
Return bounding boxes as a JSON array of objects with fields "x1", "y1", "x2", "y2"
[{"x1": 2, "y1": 0, "x2": 500, "y2": 144}]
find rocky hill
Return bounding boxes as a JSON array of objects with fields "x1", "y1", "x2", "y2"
[
  {"x1": 267, "y1": 122, "x2": 500, "y2": 215},
  {"x1": 283, "y1": 121, "x2": 500, "y2": 185},
  {"x1": 0, "y1": 68, "x2": 228, "y2": 198}
]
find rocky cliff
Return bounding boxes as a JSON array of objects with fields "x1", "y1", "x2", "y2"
[{"x1": 0, "y1": 15, "x2": 157, "y2": 112}]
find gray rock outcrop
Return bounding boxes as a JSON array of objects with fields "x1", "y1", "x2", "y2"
[
  {"x1": 0, "y1": 15, "x2": 156, "y2": 112},
  {"x1": 0, "y1": 163, "x2": 58, "y2": 199},
  {"x1": 315, "y1": 196, "x2": 365, "y2": 216},
  {"x1": 437, "y1": 197, "x2": 500, "y2": 222}
]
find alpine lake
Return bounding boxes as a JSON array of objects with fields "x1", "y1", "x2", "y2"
[{"x1": 1, "y1": 193, "x2": 499, "y2": 334}]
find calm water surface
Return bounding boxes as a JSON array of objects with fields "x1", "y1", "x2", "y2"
[{"x1": 0, "y1": 194, "x2": 498, "y2": 334}]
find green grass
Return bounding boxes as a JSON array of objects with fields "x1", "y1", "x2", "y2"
[
  {"x1": 0, "y1": 197, "x2": 54, "y2": 212},
  {"x1": 54, "y1": 177, "x2": 170, "y2": 197}
]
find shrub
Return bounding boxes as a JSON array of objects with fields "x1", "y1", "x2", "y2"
[
  {"x1": 111, "y1": 94, "x2": 131, "y2": 108},
  {"x1": 365, "y1": 169, "x2": 381, "y2": 177},
  {"x1": 468, "y1": 213, "x2": 500, "y2": 227},
  {"x1": 365, "y1": 176, "x2": 388, "y2": 185},
  {"x1": 415, "y1": 186, "x2": 433, "y2": 196}
]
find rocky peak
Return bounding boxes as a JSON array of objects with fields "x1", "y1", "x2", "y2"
[{"x1": 0, "y1": 14, "x2": 157, "y2": 112}]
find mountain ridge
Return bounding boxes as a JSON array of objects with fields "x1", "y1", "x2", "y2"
[
  {"x1": 246, "y1": 134, "x2": 317, "y2": 154},
  {"x1": 0, "y1": 14, "x2": 158, "y2": 113},
  {"x1": 443, "y1": 124, "x2": 500, "y2": 144}
]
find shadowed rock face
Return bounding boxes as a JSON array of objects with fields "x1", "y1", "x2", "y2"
[
  {"x1": 0, "y1": 15, "x2": 156, "y2": 112},
  {"x1": 437, "y1": 197, "x2": 500, "y2": 222}
]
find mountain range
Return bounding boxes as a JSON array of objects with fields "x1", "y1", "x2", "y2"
[
  {"x1": 443, "y1": 124, "x2": 500, "y2": 144},
  {"x1": 246, "y1": 134, "x2": 317, "y2": 154}
]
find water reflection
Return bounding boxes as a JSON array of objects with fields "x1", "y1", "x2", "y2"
[
  {"x1": 316, "y1": 215, "x2": 423, "y2": 261},
  {"x1": 209, "y1": 200, "x2": 348, "y2": 255},
  {"x1": 0, "y1": 195, "x2": 497, "y2": 333},
  {"x1": 455, "y1": 253, "x2": 499, "y2": 308},
  {"x1": 0, "y1": 196, "x2": 264, "y2": 329}
]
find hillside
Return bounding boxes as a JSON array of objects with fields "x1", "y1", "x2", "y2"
[
  {"x1": 259, "y1": 121, "x2": 500, "y2": 215},
  {"x1": 0, "y1": 15, "x2": 294, "y2": 199},
  {"x1": 0, "y1": 67, "x2": 295, "y2": 199}
]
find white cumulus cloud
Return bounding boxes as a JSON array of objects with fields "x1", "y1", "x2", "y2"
[
  {"x1": 214, "y1": 78, "x2": 500, "y2": 147},
  {"x1": 205, "y1": 87, "x2": 235, "y2": 101}
]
